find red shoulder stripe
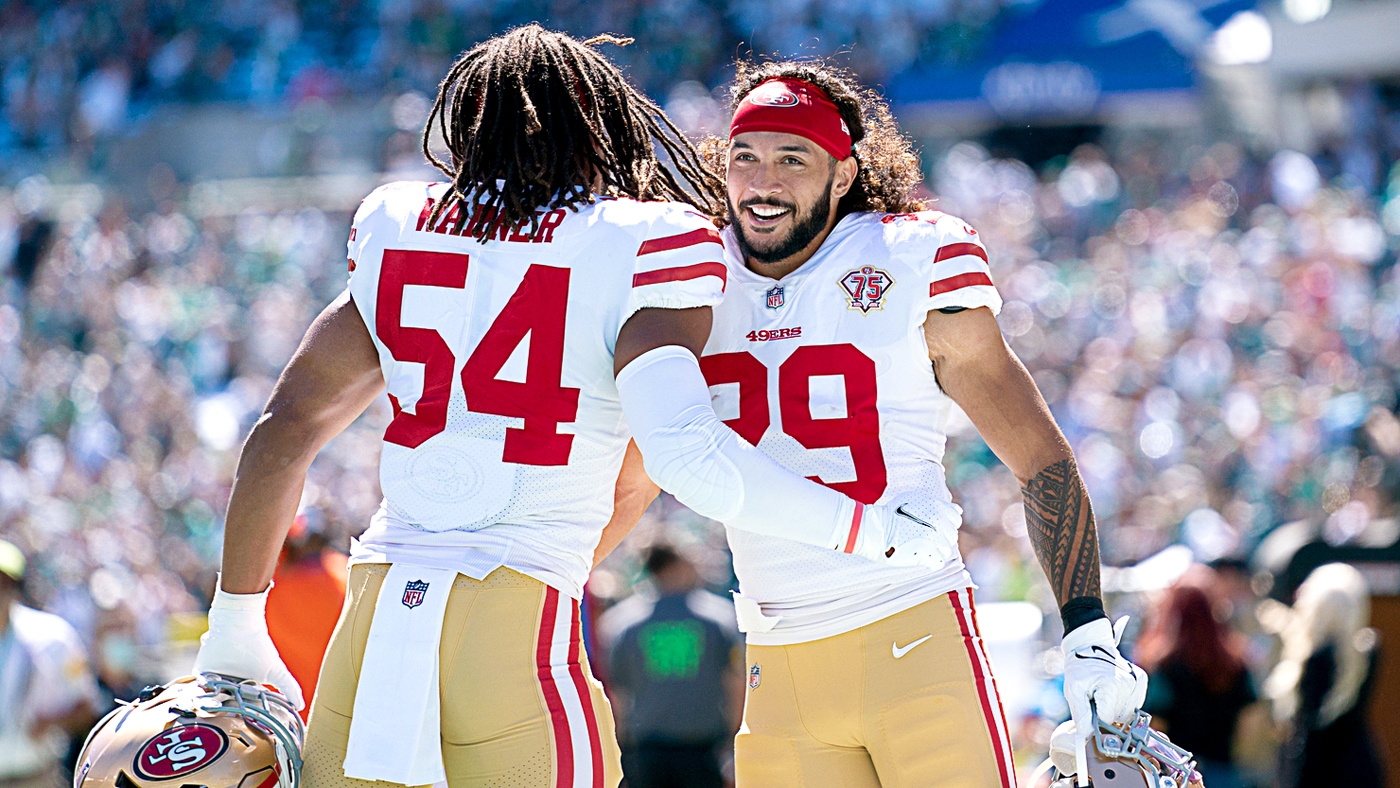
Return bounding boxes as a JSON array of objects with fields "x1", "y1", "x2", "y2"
[
  {"x1": 638, "y1": 227, "x2": 723, "y2": 256},
  {"x1": 934, "y1": 242, "x2": 988, "y2": 264},
  {"x1": 930, "y1": 272, "x2": 994, "y2": 296},
  {"x1": 633, "y1": 262, "x2": 727, "y2": 291}
]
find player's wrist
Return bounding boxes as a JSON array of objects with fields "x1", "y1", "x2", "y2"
[
  {"x1": 1059, "y1": 596, "x2": 1108, "y2": 639},
  {"x1": 828, "y1": 498, "x2": 868, "y2": 554},
  {"x1": 1061, "y1": 615, "x2": 1114, "y2": 654},
  {"x1": 211, "y1": 576, "x2": 272, "y2": 614}
]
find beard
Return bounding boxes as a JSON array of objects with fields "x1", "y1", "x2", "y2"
[{"x1": 729, "y1": 172, "x2": 835, "y2": 267}]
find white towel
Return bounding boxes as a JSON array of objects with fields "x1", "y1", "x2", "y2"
[
  {"x1": 731, "y1": 592, "x2": 781, "y2": 634},
  {"x1": 344, "y1": 564, "x2": 458, "y2": 785}
]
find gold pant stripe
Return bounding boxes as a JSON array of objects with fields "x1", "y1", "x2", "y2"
[
  {"x1": 735, "y1": 589, "x2": 1019, "y2": 788},
  {"x1": 301, "y1": 564, "x2": 622, "y2": 788}
]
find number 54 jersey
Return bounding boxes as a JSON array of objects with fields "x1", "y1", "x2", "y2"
[
  {"x1": 344, "y1": 181, "x2": 726, "y2": 599},
  {"x1": 702, "y1": 211, "x2": 1002, "y2": 646}
]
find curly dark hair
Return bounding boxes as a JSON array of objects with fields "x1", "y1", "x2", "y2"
[
  {"x1": 422, "y1": 25, "x2": 725, "y2": 240},
  {"x1": 702, "y1": 59, "x2": 926, "y2": 225}
]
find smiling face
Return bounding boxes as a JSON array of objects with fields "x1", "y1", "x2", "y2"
[{"x1": 726, "y1": 131, "x2": 858, "y2": 277}]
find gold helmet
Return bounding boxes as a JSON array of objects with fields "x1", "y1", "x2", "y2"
[
  {"x1": 1039, "y1": 707, "x2": 1202, "y2": 788},
  {"x1": 75, "y1": 674, "x2": 304, "y2": 788}
]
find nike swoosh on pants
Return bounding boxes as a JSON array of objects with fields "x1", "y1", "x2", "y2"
[{"x1": 892, "y1": 634, "x2": 933, "y2": 659}]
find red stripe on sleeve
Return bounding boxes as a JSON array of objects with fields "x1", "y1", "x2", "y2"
[
  {"x1": 934, "y1": 242, "x2": 988, "y2": 264},
  {"x1": 637, "y1": 227, "x2": 723, "y2": 256},
  {"x1": 632, "y1": 262, "x2": 727, "y2": 291},
  {"x1": 930, "y1": 272, "x2": 994, "y2": 296},
  {"x1": 842, "y1": 503, "x2": 865, "y2": 554}
]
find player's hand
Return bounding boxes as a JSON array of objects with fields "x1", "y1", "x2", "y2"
[
  {"x1": 851, "y1": 496, "x2": 962, "y2": 568},
  {"x1": 1047, "y1": 718, "x2": 1081, "y2": 779},
  {"x1": 193, "y1": 581, "x2": 305, "y2": 710},
  {"x1": 1060, "y1": 616, "x2": 1147, "y2": 786},
  {"x1": 1047, "y1": 719, "x2": 1205, "y2": 788}
]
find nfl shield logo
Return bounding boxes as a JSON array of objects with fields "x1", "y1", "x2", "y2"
[
  {"x1": 766, "y1": 285, "x2": 785, "y2": 309},
  {"x1": 748, "y1": 664, "x2": 762, "y2": 690},
  {"x1": 402, "y1": 580, "x2": 429, "y2": 609},
  {"x1": 839, "y1": 266, "x2": 894, "y2": 313}
]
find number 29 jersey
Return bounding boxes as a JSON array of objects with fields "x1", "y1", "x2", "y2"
[
  {"x1": 701, "y1": 210, "x2": 1002, "y2": 646},
  {"x1": 344, "y1": 181, "x2": 727, "y2": 599}
]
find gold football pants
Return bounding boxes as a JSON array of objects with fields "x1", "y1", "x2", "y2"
[
  {"x1": 735, "y1": 589, "x2": 1017, "y2": 788},
  {"x1": 301, "y1": 563, "x2": 622, "y2": 788}
]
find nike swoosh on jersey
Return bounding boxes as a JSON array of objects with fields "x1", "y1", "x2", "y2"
[{"x1": 892, "y1": 634, "x2": 933, "y2": 659}]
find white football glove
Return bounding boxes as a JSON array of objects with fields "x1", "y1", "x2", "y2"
[
  {"x1": 193, "y1": 580, "x2": 305, "y2": 711},
  {"x1": 1061, "y1": 616, "x2": 1148, "y2": 787},
  {"x1": 1047, "y1": 718, "x2": 1082, "y2": 778},
  {"x1": 846, "y1": 496, "x2": 962, "y2": 568}
]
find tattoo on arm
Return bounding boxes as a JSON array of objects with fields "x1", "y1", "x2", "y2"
[{"x1": 1023, "y1": 458, "x2": 1102, "y2": 606}]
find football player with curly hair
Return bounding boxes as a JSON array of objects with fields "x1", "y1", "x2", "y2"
[{"x1": 698, "y1": 60, "x2": 1150, "y2": 788}]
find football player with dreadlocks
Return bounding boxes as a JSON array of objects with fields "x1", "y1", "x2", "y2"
[
  {"x1": 185, "y1": 27, "x2": 956, "y2": 788},
  {"x1": 697, "y1": 61, "x2": 1154, "y2": 788}
]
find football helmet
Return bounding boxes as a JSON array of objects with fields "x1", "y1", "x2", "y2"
[
  {"x1": 1038, "y1": 707, "x2": 1202, "y2": 788},
  {"x1": 74, "y1": 674, "x2": 304, "y2": 788}
]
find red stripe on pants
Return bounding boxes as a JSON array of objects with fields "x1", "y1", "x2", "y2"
[
  {"x1": 967, "y1": 591, "x2": 1016, "y2": 773},
  {"x1": 949, "y1": 589, "x2": 1015, "y2": 788},
  {"x1": 536, "y1": 587, "x2": 574, "y2": 788},
  {"x1": 566, "y1": 600, "x2": 605, "y2": 788}
]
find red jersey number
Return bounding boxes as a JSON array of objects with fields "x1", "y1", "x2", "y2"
[
  {"x1": 375, "y1": 250, "x2": 580, "y2": 465},
  {"x1": 701, "y1": 344, "x2": 887, "y2": 504}
]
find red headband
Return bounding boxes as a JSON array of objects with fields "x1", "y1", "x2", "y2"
[{"x1": 729, "y1": 78, "x2": 852, "y2": 161}]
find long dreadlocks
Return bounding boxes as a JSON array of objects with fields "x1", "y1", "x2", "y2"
[
  {"x1": 422, "y1": 25, "x2": 724, "y2": 240},
  {"x1": 702, "y1": 59, "x2": 926, "y2": 224}
]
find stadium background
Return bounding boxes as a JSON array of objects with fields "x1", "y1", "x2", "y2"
[{"x1": 3, "y1": 0, "x2": 1400, "y2": 784}]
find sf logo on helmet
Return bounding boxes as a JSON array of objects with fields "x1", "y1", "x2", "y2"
[{"x1": 133, "y1": 724, "x2": 229, "y2": 779}]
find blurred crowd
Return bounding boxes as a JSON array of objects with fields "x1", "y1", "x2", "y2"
[
  {"x1": 929, "y1": 137, "x2": 1400, "y2": 604},
  {"x1": 0, "y1": 0, "x2": 1006, "y2": 168},
  {"x1": 0, "y1": 174, "x2": 381, "y2": 694}
]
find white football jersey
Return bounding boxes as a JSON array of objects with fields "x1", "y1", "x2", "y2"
[
  {"x1": 344, "y1": 181, "x2": 726, "y2": 598},
  {"x1": 702, "y1": 210, "x2": 1002, "y2": 645}
]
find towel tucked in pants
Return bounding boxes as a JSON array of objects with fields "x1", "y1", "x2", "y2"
[{"x1": 302, "y1": 563, "x2": 622, "y2": 788}]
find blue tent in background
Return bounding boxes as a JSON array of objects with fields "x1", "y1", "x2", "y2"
[{"x1": 890, "y1": 0, "x2": 1255, "y2": 120}]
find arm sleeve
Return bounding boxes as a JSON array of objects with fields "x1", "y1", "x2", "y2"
[
  {"x1": 616, "y1": 345, "x2": 864, "y2": 549},
  {"x1": 923, "y1": 214, "x2": 1002, "y2": 315},
  {"x1": 626, "y1": 208, "x2": 728, "y2": 321}
]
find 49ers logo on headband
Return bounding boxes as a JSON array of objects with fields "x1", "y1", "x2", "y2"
[
  {"x1": 730, "y1": 78, "x2": 853, "y2": 161},
  {"x1": 746, "y1": 81, "x2": 799, "y2": 107},
  {"x1": 132, "y1": 724, "x2": 229, "y2": 780}
]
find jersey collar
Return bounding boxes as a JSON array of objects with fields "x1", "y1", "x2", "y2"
[{"x1": 722, "y1": 212, "x2": 866, "y2": 287}]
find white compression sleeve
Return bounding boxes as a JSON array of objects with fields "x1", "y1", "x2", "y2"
[{"x1": 616, "y1": 345, "x2": 861, "y2": 549}]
